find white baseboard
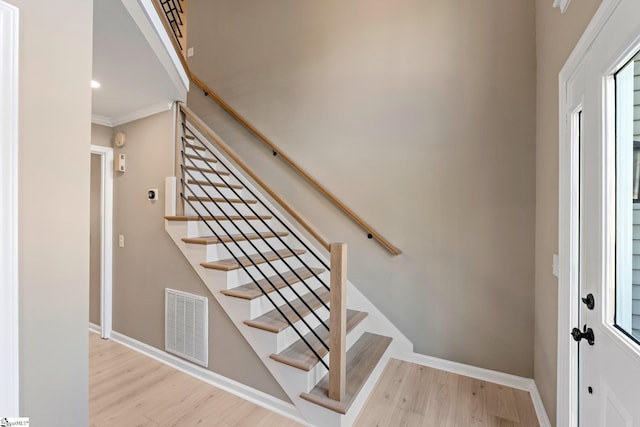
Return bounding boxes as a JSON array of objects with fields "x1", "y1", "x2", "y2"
[
  {"x1": 88, "y1": 325, "x2": 308, "y2": 426},
  {"x1": 529, "y1": 381, "x2": 552, "y2": 427},
  {"x1": 396, "y1": 352, "x2": 551, "y2": 427}
]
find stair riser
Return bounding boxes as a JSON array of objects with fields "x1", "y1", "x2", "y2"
[
  {"x1": 218, "y1": 293, "x2": 253, "y2": 326},
  {"x1": 203, "y1": 237, "x2": 291, "y2": 263},
  {"x1": 187, "y1": 219, "x2": 275, "y2": 237},
  {"x1": 293, "y1": 398, "x2": 342, "y2": 427},
  {"x1": 182, "y1": 169, "x2": 234, "y2": 185},
  {"x1": 246, "y1": 281, "x2": 327, "y2": 320},
  {"x1": 185, "y1": 184, "x2": 244, "y2": 200},
  {"x1": 185, "y1": 202, "x2": 267, "y2": 218},
  {"x1": 303, "y1": 317, "x2": 370, "y2": 392},
  {"x1": 243, "y1": 270, "x2": 329, "y2": 314},
  {"x1": 224, "y1": 257, "x2": 310, "y2": 287},
  {"x1": 183, "y1": 157, "x2": 218, "y2": 170},
  {"x1": 183, "y1": 146, "x2": 205, "y2": 157},
  {"x1": 251, "y1": 305, "x2": 330, "y2": 350},
  {"x1": 269, "y1": 356, "x2": 320, "y2": 396},
  {"x1": 181, "y1": 173, "x2": 234, "y2": 189}
]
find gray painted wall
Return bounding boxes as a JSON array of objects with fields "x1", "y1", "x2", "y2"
[
  {"x1": 90, "y1": 115, "x2": 289, "y2": 401},
  {"x1": 187, "y1": 0, "x2": 536, "y2": 377},
  {"x1": 534, "y1": 0, "x2": 601, "y2": 423},
  {"x1": 11, "y1": 0, "x2": 93, "y2": 424}
]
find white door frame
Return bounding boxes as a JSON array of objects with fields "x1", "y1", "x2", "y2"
[
  {"x1": 90, "y1": 145, "x2": 114, "y2": 339},
  {"x1": 558, "y1": 0, "x2": 623, "y2": 425},
  {"x1": 0, "y1": 0, "x2": 19, "y2": 417}
]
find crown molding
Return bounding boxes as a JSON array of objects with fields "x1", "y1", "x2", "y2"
[
  {"x1": 91, "y1": 114, "x2": 113, "y2": 127},
  {"x1": 111, "y1": 100, "x2": 172, "y2": 127},
  {"x1": 92, "y1": 100, "x2": 173, "y2": 128},
  {"x1": 553, "y1": 0, "x2": 571, "y2": 13}
]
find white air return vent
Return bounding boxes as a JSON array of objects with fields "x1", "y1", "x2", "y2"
[{"x1": 165, "y1": 289, "x2": 208, "y2": 367}]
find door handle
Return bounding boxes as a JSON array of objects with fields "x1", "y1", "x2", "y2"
[
  {"x1": 571, "y1": 324, "x2": 595, "y2": 345},
  {"x1": 581, "y1": 293, "x2": 595, "y2": 310}
]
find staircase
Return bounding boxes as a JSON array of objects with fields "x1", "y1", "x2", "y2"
[{"x1": 164, "y1": 105, "x2": 412, "y2": 426}]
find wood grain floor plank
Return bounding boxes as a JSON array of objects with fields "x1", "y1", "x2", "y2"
[
  {"x1": 513, "y1": 389, "x2": 540, "y2": 427},
  {"x1": 353, "y1": 358, "x2": 406, "y2": 426},
  {"x1": 88, "y1": 333, "x2": 301, "y2": 427},
  {"x1": 485, "y1": 382, "x2": 521, "y2": 423},
  {"x1": 455, "y1": 375, "x2": 488, "y2": 426},
  {"x1": 90, "y1": 333, "x2": 540, "y2": 427},
  {"x1": 355, "y1": 358, "x2": 540, "y2": 427}
]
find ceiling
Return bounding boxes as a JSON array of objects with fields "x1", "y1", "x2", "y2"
[{"x1": 92, "y1": 0, "x2": 185, "y2": 126}]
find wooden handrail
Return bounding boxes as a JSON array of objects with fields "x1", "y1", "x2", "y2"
[
  {"x1": 191, "y1": 76, "x2": 403, "y2": 256},
  {"x1": 179, "y1": 104, "x2": 332, "y2": 251},
  {"x1": 153, "y1": 0, "x2": 401, "y2": 256}
]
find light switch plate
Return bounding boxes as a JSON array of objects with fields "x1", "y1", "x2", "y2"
[
  {"x1": 119, "y1": 235, "x2": 125, "y2": 248},
  {"x1": 552, "y1": 254, "x2": 559, "y2": 278},
  {"x1": 187, "y1": 47, "x2": 194, "y2": 57}
]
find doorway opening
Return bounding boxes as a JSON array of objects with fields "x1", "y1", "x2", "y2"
[{"x1": 90, "y1": 145, "x2": 114, "y2": 339}]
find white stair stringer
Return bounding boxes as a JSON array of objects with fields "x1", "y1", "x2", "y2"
[{"x1": 164, "y1": 125, "x2": 413, "y2": 426}]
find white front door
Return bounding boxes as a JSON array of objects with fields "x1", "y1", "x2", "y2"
[{"x1": 567, "y1": 1, "x2": 640, "y2": 425}]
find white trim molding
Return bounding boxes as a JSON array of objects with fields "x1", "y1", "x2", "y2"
[
  {"x1": 92, "y1": 101, "x2": 173, "y2": 128},
  {"x1": 397, "y1": 352, "x2": 551, "y2": 427},
  {"x1": 88, "y1": 326, "x2": 307, "y2": 425},
  {"x1": 557, "y1": 1, "x2": 622, "y2": 426},
  {"x1": 90, "y1": 146, "x2": 114, "y2": 339},
  {"x1": 111, "y1": 101, "x2": 172, "y2": 127},
  {"x1": 553, "y1": 0, "x2": 572, "y2": 14},
  {"x1": 91, "y1": 114, "x2": 113, "y2": 127},
  {"x1": 0, "y1": 0, "x2": 19, "y2": 417}
]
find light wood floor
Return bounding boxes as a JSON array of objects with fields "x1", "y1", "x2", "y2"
[
  {"x1": 354, "y1": 358, "x2": 540, "y2": 427},
  {"x1": 89, "y1": 333, "x2": 301, "y2": 427},
  {"x1": 90, "y1": 334, "x2": 540, "y2": 426}
]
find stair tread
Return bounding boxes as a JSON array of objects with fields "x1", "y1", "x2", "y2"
[
  {"x1": 244, "y1": 288, "x2": 330, "y2": 333},
  {"x1": 184, "y1": 165, "x2": 230, "y2": 176},
  {"x1": 201, "y1": 248, "x2": 305, "y2": 271},
  {"x1": 165, "y1": 215, "x2": 272, "y2": 221},
  {"x1": 187, "y1": 179, "x2": 242, "y2": 190},
  {"x1": 185, "y1": 142, "x2": 206, "y2": 151},
  {"x1": 186, "y1": 196, "x2": 257, "y2": 204},
  {"x1": 270, "y1": 310, "x2": 368, "y2": 371},
  {"x1": 184, "y1": 153, "x2": 217, "y2": 163},
  {"x1": 185, "y1": 142, "x2": 208, "y2": 152},
  {"x1": 182, "y1": 231, "x2": 288, "y2": 245},
  {"x1": 300, "y1": 332, "x2": 392, "y2": 414},
  {"x1": 222, "y1": 267, "x2": 325, "y2": 300}
]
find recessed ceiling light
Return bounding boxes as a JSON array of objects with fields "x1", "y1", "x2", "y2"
[{"x1": 91, "y1": 80, "x2": 101, "y2": 89}]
